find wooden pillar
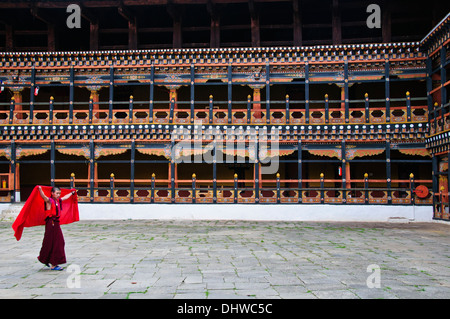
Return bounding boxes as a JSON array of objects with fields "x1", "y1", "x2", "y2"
[
  {"x1": 10, "y1": 141, "x2": 18, "y2": 202},
  {"x1": 47, "y1": 24, "x2": 56, "y2": 51},
  {"x1": 339, "y1": 85, "x2": 345, "y2": 110},
  {"x1": 50, "y1": 140, "x2": 55, "y2": 187},
  {"x1": 94, "y1": 163, "x2": 98, "y2": 188},
  {"x1": 208, "y1": 3, "x2": 220, "y2": 48},
  {"x1": 341, "y1": 140, "x2": 347, "y2": 203},
  {"x1": 69, "y1": 67, "x2": 74, "y2": 124},
  {"x1": 382, "y1": 0, "x2": 391, "y2": 43},
  {"x1": 90, "y1": 22, "x2": 99, "y2": 51},
  {"x1": 165, "y1": 85, "x2": 179, "y2": 110},
  {"x1": 249, "y1": 0, "x2": 260, "y2": 47},
  {"x1": 385, "y1": 59, "x2": 390, "y2": 123},
  {"x1": 90, "y1": 90, "x2": 99, "y2": 112},
  {"x1": 118, "y1": 5, "x2": 138, "y2": 50},
  {"x1": 265, "y1": 63, "x2": 270, "y2": 124},
  {"x1": 190, "y1": 64, "x2": 195, "y2": 123},
  {"x1": 297, "y1": 140, "x2": 302, "y2": 192},
  {"x1": 332, "y1": 0, "x2": 342, "y2": 45},
  {"x1": 345, "y1": 162, "x2": 351, "y2": 189},
  {"x1": 149, "y1": 64, "x2": 155, "y2": 122},
  {"x1": 5, "y1": 24, "x2": 13, "y2": 51},
  {"x1": 441, "y1": 46, "x2": 448, "y2": 114},
  {"x1": 386, "y1": 140, "x2": 392, "y2": 205},
  {"x1": 129, "y1": 18, "x2": 138, "y2": 50},
  {"x1": 432, "y1": 154, "x2": 438, "y2": 217},
  {"x1": 305, "y1": 62, "x2": 310, "y2": 124},
  {"x1": 89, "y1": 140, "x2": 96, "y2": 201},
  {"x1": 12, "y1": 90, "x2": 23, "y2": 120},
  {"x1": 109, "y1": 67, "x2": 114, "y2": 123},
  {"x1": 130, "y1": 140, "x2": 135, "y2": 203},
  {"x1": 252, "y1": 86, "x2": 262, "y2": 118},
  {"x1": 293, "y1": 0, "x2": 302, "y2": 46},
  {"x1": 426, "y1": 58, "x2": 434, "y2": 131},
  {"x1": 29, "y1": 67, "x2": 36, "y2": 124},
  {"x1": 168, "y1": 4, "x2": 183, "y2": 48}
]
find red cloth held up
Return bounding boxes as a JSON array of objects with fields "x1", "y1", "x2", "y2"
[{"x1": 12, "y1": 185, "x2": 79, "y2": 241}]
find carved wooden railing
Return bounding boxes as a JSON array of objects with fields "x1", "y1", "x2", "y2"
[
  {"x1": 48, "y1": 172, "x2": 433, "y2": 206},
  {"x1": 0, "y1": 93, "x2": 428, "y2": 126}
]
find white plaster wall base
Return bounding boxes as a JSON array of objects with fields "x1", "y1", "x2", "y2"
[{"x1": 77, "y1": 203, "x2": 433, "y2": 223}]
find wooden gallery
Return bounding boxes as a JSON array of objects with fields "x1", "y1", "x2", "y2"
[{"x1": 0, "y1": 1, "x2": 448, "y2": 221}]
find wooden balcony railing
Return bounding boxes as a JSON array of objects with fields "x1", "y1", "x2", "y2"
[
  {"x1": 0, "y1": 93, "x2": 428, "y2": 126},
  {"x1": 45, "y1": 172, "x2": 434, "y2": 206}
]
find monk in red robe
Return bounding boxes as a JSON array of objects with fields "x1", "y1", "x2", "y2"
[{"x1": 37, "y1": 186, "x2": 76, "y2": 271}]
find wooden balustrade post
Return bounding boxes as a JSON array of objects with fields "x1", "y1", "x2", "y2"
[
  {"x1": 29, "y1": 67, "x2": 35, "y2": 124},
  {"x1": 320, "y1": 173, "x2": 324, "y2": 204},
  {"x1": 406, "y1": 91, "x2": 411, "y2": 122},
  {"x1": 110, "y1": 173, "x2": 114, "y2": 203},
  {"x1": 151, "y1": 173, "x2": 155, "y2": 204},
  {"x1": 324, "y1": 94, "x2": 329, "y2": 123},
  {"x1": 364, "y1": 173, "x2": 369, "y2": 204},
  {"x1": 247, "y1": 95, "x2": 251, "y2": 124},
  {"x1": 285, "y1": 94, "x2": 290, "y2": 124},
  {"x1": 276, "y1": 173, "x2": 280, "y2": 204},
  {"x1": 69, "y1": 67, "x2": 74, "y2": 124},
  {"x1": 410, "y1": 173, "x2": 415, "y2": 205},
  {"x1": 169, "y1": 98, "x2": 175, "y2": 123},
  {"x1": 109, "y1": 67, "x2": 114, "y2": 124},
  {"x1": 129, "y1": 95, "x2": 133, "y2": 124},
  {"x1": 365, "y1": 93, "x2": 369, "y2": 123},
  {"x1": 192, "y1": 173, "x2": 196, "y2": 204},
  {"x1": 70, "y1": 173, "x2": 75, "y2": 189},
  {"x1": 9, "y1": 97, "x2": 14, "y2": 125},
  {"x1": 88, "y1": 95, "x2": 94, "y2": 124},
  {"x1": 190, "y1": 64, "x2": 195, "y2": 124},
  {"x1": 49, "y1": 96, "x2": 54, "y2": 125},
  {"x1": 209, "y1": 95, "x2": 214, "y2": 124}
]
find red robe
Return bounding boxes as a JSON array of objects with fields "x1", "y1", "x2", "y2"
[{"x1": 12, "y1": 185, "x2": 79, "y2": 241}]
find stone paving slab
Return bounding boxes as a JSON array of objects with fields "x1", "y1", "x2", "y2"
[{"x1": 0, "y1": 219, "x2": 449, "y2": 299}]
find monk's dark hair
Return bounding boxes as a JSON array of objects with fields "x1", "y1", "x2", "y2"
[{"x1": 51, "y1": 186, "x2": 61, "y2": 193}]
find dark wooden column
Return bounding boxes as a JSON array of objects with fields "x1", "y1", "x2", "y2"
[
  {"x1": 382, "y1": 0, "x2": 391, "y2": 43},
  {"x1": 293, "y1": 0, "x2": 302, "y2": 46},
  {"x1": 118, "y1": 5, "x2": 138, "y2": 50},
  {"x1": 249, "y1": 0, "x2": 260, "y2": 47},
  {"x1": 80, "y1": 7, "x2": 99, "y2": 51},
  {"x1": 332, "y1": 0, "x2": 342, "y2": 45},
  {"x1": 5, "y1": 24, "x2": 13, "y2": 51},
  {"x1": 30, "y1": 7, "x2": 56, "y2": 51},
  {"x1": 167, "y1": 3, "x2": 183, "y2": 48},
  {"x1": 207, "y1": 2, "x2": 220, "y2": 48}
]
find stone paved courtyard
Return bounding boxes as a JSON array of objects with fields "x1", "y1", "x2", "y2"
[{"x1": 0, "y1": 219, "x2": 449, "y2": 299}]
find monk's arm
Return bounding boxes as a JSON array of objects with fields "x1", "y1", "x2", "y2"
[
  {"x1": 38, "y1": 186, "x2": 50, "y2": 203},
  {"x1": 61, "y1": 190, "x2": 76, "y2": 201}
]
